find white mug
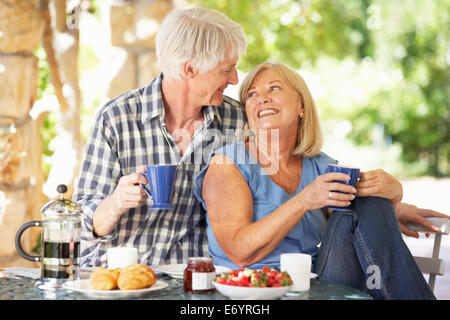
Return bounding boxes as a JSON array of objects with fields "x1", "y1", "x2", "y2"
[
  {"x1": 107, "y1": 247, "x2": 138, "y2": 269},
  {"x1": 280, "y1": 253, "x2": 312, "y2": 292}
]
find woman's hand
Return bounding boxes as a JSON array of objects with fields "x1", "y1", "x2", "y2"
[{"x1": 297, "y1": 172, "x2": 357, "y2": 212}]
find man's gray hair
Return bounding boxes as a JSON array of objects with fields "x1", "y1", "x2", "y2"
[{"x1": 156, "y1": 7, "x2": 247, "y2": 80}]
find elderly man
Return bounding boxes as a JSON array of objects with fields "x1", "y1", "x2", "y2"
[{"x1": 73, "y1": 7, "x2": 247, "y2": 266}]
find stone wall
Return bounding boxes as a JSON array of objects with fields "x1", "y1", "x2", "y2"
[
  {"x1": 0, "y1": 0, "x2": 181, "y2": 268},
  {"x1": 106, "y1": 0, "x2": 173, "y2": 99},
  {"x1": 0, "y1": 0, "x2": 46, "y2": 267}
]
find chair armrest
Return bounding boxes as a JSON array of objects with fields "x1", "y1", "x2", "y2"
[
  {"x1": 405, "y1": 217, "x2": 449, "y2": 235},
  {"x1": 414, "y1": 257, "x2": 445, "y2": 275}
]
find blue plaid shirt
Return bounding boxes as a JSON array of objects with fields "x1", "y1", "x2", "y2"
[{"x1": 73, "y1": 73, "x2": 247, "y2": 267}]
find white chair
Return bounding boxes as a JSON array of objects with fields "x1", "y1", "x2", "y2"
[{"x1": 406, "y1": 217, "x2": 449, "y2": 292}]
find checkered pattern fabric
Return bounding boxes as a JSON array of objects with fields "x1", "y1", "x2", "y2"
[{"x1": 73, "y1": 73, "x2": 247, "y2": 267}]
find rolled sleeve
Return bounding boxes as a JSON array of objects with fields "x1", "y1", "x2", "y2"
[
  {"x1": 77, "y1": 195, "x2": 117, "y2": 242},
  {"x1": 73, "y1": 109, "x2": 121, "y2": 245}
]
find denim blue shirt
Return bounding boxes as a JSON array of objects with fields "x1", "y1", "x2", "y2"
[{"x1": 194, "y1": 141, "x2": 337, "y2": 270}]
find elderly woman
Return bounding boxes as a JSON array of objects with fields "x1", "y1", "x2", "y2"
[{"x1": 194, "y1": 62, "x2": 439, "y2": 299}]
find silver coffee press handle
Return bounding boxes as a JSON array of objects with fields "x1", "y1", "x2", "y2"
[{"x1": 15, "y1": 221, "x2": 42, "y2": 262}]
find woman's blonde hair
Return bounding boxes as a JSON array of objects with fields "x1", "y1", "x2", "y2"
[{"x1": 239, "y1": 62, "x2": 323, "y2": 158}]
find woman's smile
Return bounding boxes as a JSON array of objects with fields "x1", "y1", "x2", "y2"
[{"x1": 258, "y1": 108, "x2": 279, "y2": 118}]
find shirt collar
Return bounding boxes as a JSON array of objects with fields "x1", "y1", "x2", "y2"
[
  {"x1": 140, "y1": 72, "x2": 223, "y2": 127},
  {"x1": 202, "y1": 105, "x2": 222, "y2": 127},
  {"x1": 141, "y1": 73, "x2": 165, "y2": 124}
]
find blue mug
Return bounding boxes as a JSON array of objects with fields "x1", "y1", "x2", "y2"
[
  {"x1": 326, "y1": 164, "x2": 361, "y2": 212},
  {"x1": 140, "y1": 165, "x2": 178, "y2": 209}
]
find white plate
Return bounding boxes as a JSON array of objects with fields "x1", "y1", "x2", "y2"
[
  {"x1": 213, "y1": 282, "x2": 292, "y2": 300},
  {"x1": 154, "y1": 264, "x2": 232, "y2": 279},
  {"x1": 63, "y1": 279, "x2": 168, "y2": 298}
]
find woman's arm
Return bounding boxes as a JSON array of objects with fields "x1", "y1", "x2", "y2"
[
  {"x1": 202, "y1": 154, "x2": 307, "y2": 266},
  {"x1": 202, "y1": 154, "x2": 355, "y2": 267}
]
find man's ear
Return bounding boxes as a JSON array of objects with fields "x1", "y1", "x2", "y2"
[{"x1": 182, "y1": 60, "x2": 198, "y2": 79}]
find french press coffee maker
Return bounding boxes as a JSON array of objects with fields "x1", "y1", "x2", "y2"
[{"x1": 15, "y1": 184, "x2": 82, "y2": 290}]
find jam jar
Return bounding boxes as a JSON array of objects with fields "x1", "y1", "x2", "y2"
[{"x1": 183, "y1": 257, "x2": 216, "y2": 293}]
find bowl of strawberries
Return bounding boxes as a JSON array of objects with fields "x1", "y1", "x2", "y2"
[{"x1": 212, "y1": 266, "x2": 293, "y2": 300}]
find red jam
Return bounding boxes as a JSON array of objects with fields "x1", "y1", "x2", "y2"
[{"x1": 183, "y1": 257, "x2": 216, "y2": 293}]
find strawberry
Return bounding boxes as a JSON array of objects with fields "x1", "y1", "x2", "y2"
[
  {"x1": 215, "y1": 276, "x2": 226, "y2": 284},
  {"x1": 262, "y1": 266, "x2": 271, "y2": 273},
  {"x1": 226, "y1": 277, "x2": 239, "y2": 286},
  {"x1": 215, "y1": 266, "x2": 293, "y2": 287}
]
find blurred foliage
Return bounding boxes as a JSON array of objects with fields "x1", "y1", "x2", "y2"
[
  {"x1": 34, "y1": 46, "x2": 52, "y2": 100},
  {"x1": 348, "y1": 0, "x2": 450, "y2": 176},
  {"x1": 35, "y1": 0, "x2": 100, "y2": 179},
  {"x1": 78, "y1": 44, "x2": 99, "y2": 71},
  {"x1": 34, "y1": 45, "x2": 57, "y2": 180},
  {"x1": 34, "y1": 0, "x2": 448, "y2": 176},
  {"x1": 84, "y1": 0, "x2": 101, "y2": 18},
  {"x1": 192, "y1": 0, "x2": 371, "y2": 71},
  {"x1": 191, "y1": 0, "x2": 449, "y2": 176}
]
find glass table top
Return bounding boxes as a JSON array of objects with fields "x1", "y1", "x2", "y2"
[{"x1": 0, "y1": 272, "x2": 372, "y2": 300}]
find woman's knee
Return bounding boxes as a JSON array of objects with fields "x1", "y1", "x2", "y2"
[
  {"x1": 354, "y1": 196, "x2": 401, "y2": 234},
  {"x1": 355, "y1": 197, "x2": 395, "y2": 218}
]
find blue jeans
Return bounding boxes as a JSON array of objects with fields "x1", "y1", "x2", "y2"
[{"x1": 315, "y1": 196, "x2": 436, "y2": 300}]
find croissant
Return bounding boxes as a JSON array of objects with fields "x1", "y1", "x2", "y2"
[
  {"x1": 90, "y1": 268, "x2": 120, "y2": 290},
  {"x1": 117, "y1": 264, "x2": 157, "y2": 290},
  {"x1": 90, "y1": 264, "x2": 157, "y2": 291}
]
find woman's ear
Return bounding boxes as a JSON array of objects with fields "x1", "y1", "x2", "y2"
[
  {"x1": 298, "y1": 105, "x2": 305, "y2": 119},
  {"x1": 182, "y1": 60, "x2": 198, "y2": 79},
  {"x1": 297, "y1": 95, "x2": 305, "y2": 118}
]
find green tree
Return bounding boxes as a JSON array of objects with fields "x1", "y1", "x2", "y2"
[
  {"x1": 191, "y1": 0, "x2": 450, "y2": 176},
  {"x1": 349, "y1": 0, "x2": 449, "y2": 176},
  {"x1": 35, "y1": 45, "x2": 57, "y2": 180},
  {"x1": 191, "y1": 0, "x2": 371, "y2": 70}
]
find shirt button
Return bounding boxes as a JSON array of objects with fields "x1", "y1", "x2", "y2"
[{"x1": 164, "y1": 221, "x2": 169, "y2": 227}]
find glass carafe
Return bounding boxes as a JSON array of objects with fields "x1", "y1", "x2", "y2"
[{"x1": 15, "y1": 184, "x2": 82, "y2": 290}]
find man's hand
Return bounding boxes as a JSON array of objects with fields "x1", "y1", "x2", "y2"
[
  {"x1": 109, "y1": 165, "x2": 148, "y2": 217},
  {"x1": 397, "y1": 202, "x2": 450, "y2": 238},
  {"x1": 356, "y1": 169, "x2": 403, "y2": 201},
  {"x1": 356, "y1": 169, "x2": 403, "y2": 212},
  {"x1": 93, "y1": 166, "x2": 148, "y2": 237}
]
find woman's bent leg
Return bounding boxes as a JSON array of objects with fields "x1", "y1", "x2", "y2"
[
  {"x1": 315, "y1": 210, "x2": 368, "y2": 292},
  {"x1": 315, "y1": 196, "x2": 435, "y2": 300}
]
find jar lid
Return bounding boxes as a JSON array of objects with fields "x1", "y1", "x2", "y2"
[
  {"x1": 40, "y1": 184, "x2": 82, "y2": 218},
  {"x1": 187, "y1": 257, "x2": 213, "y2": 262}
]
